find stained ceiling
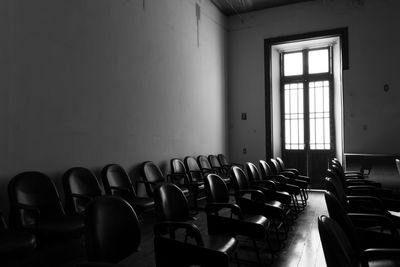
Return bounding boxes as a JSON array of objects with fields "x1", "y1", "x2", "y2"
[{"x1": 210, "y1": 0, "x2": 315, "y2": 16}]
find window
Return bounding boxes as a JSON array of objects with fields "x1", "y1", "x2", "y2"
[{"x1": 281, "y1": 47, "x2": 332, "y2": 151}]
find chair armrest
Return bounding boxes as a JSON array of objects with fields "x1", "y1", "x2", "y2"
[
  {"x1": 205, "y1": 203, "x2": 242, "y2": 219},
  {"x1": 154, "y1": 221, "x2": 204, "y2": 247},
  {"x1": 15, "y1": 203, "x2": 40, "y2": 230},
  {"x1": 361, "y1": 248, "x2": 400, "y2": 264},
  {"x1": 348, "y1": 213, "x2": 399, "y2": 238},
  {"x1": 347, "y1": 195, "x2": 386, "y2": 211},
  {"x1": 266, "y1": 174, "x2": 289, "y2": 184},
  {"x1": 279, "y1": 171, "x2": 296, "y2": 179},
  {"x1": 284, "y1": 168, "x2": 299, "y2": 175}
]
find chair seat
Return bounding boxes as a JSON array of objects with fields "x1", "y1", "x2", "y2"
[
  {"x1": 132, "y1": 197, "x2": 155, "y2": 213},
  {"x1": 0, "y1": 231, "x2": 36, "y2": 255},
  {"x1": 239, "y1": 214, "x2": 270, "y2": 238},
  {"x1": 205, "y1": 235, "x2": 237, "y2": 256},
  {"x1": 37, "y1": 216, "x2": 84, "y2": 237}
]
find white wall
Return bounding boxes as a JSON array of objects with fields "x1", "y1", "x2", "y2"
[
  {"x1": 0, "y1": 0, "x2": 227, "y2": 210},
  {"x1": 228, "y1": 0, "x2": 400, "y2": 164}
]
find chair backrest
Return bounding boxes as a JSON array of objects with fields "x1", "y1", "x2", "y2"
[
  {"x1": 197, "y1": 155, "x2": 212, "y2": 170},
  {"x1": 324, "y1": 191, "x2": 361, "y2": 253},
  {"x1": 9, "y1": 171, "x2": 65, "y2": 229},
  {"x1": 170, "y1": 158, "x2": 189, "y2": 185},
  {"x1": 154, "y1": 183, "x2": 190, "y2": 222},
  {"x1": 318, "y1": 215, "x2": 359, "y2": 267},
  {"x1": 141, "y1": 161, "x2": 166, "y2": 197},
  {"x1": 101, "y1": 164, "x2": 137, "y2": 197},
  {"x1": 208, "y1": 155, "x2": 222, "y2": 168},
  {"x1": 63, "y1": 167, "x2": 102, "y2": 215},
  {"x1": 396, "y1": 159, "x2": 400, "y2": 176},
  {"x1": 245, "y1": 162, "x2": 262, "y2": 183},
  {"x1": 184, "y1": 156, "x2": 204, "y2": 183},
  {"x1": 276, "y1": 157, "x2": 286, "y2": 169},
  {"x1": 269, "y1": 158, "x2": 281, "y2": 174},
  {"x1": 205, "y1": 174, "x2": 230, "y2": 203},
  {"x1": 84, "y1": 196, "x2": 141, "y2": 263},
  {"x1": 217, "y1": 154, "x2": 229, "y2": 167},
  {"x1": 230, "y1": 166, "x2": 250, "y2": 191},
  {"x1": 258, "y1": 160, "x2": 273, "y2": 179},
  {"x1": 324, "y1": 176, "x2": 348, "y2": 212}
]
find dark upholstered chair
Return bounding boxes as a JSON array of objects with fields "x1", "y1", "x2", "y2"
[
  {"x1": 318, "y1": 215, "x2": 400, "y2": 267},
  {"x1": 324, "y1": 191, "x2": 400, "y2": 251},
  {"x1": 259, "y1": 160, "x2": 304, "y2": 210},
  {"x1": 325, "y1": 175, "x2": 400, "y2": 228},
  {"x1": 184, "y1": 156, "x2": 205, "y2": 184},
  {"x1": 170, "y1": 158, "x2": 205, "y2": 209},
  {"x1": 0, "y1": 210, "x2": 36, "y2": 263},
  {"x1": 217, "y1": 154, "x2": 244, "y2": 172},
  {"x1": 207, "y1": 155, "x2": 231, "y2": 187},
  {"x1": 80, "y1": 196, "x2": 140, "y2": 266},
  {"x1": 101, "y1": 164, "x2": 154, "y2": 215},
  {"x1": 153, "y1": 183, "x2": 238, "y2": 267},
  {"x1": 63, "y1": 167, "x2": 102, "y2": 215},
  {"x1": 230, "y1": 166, "x2": 288, "y2": 241},
  {"x1": 269, "y1": 158, "x2": 308, "y2": 206},
  {"x1": 141, "y1": 161, "x2": 189, "y2": 198},
  {"x1": 205, "y1": 174, "x2": 273, "y2": 264},
  {"x1": 331, "y1": 163, "x2": 381, "y2": 188},
  {"x1": 246, "y1": 162, "x2": 294, "y2": 215},
  {"x1": 8, "y1": 171, "x2": 84, "y2": 240},
  {"x1": 276, "y1": 157, "x2": 311, "y2": 185}
]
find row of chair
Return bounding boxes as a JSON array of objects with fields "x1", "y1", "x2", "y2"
[
  {"x1": 319, "y1": 158, "x2": 400, "y2": 266},
  {"x1": 2, "y1": 154, "x2": 310, "y2": 266}
]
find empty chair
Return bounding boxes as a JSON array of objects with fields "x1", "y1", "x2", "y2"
[
  {"x1": 208, "y1": 155, "x2": 231, "y2": 187},
  {"x1": 330, "y1": 162, "x2": 381, "y2": 188},
  {"x1": 269, "y1": 158, "x2": 308, "y2": 206},
  {"x1": 79, "y1": 196, "x2": 140, "y2": 267},
  {"x1": 324, "y1": 191, "x2": 400, "y2": 250},
  {"x1": 259, "y1": 159, "x2": 304, "y2": 211},
  {"x1": 246, "y1": 162, "x2": 295, "y2": 218},
  {"x1": 153, "y1": 183, "x2": 238, "y2": 267},
  {"x1": 332, "y1": 158, "x2": 368, "y2": 178},
  {"x1": 205, "y1": 173, "x2": 273, "y2": 264},
  {"x1": 318, "y1": 215, "x2": 400, "y2": 267},
  {"x1": 276, "y1": 157, "x2": 311, "y2": 186},
  {"x1": 63, "y1": 167, "x2": 102, "y2": 215},
  {"x1": 0, "y1": 210, "x2": 36, "y2": 264},
  {"x1": 8, "y1": 171, "x2": 84, "y2": 240},
  {"x1": 101, "y1": 164, "x2": 154, "y2": 215},
  {"x1": 141, "y1": 161, "x2": 189, "y2": 199},
  {"x1": 230, "y1": 166, "x2": 288, "y2": 242},
  {"x1": 184, "y1": 156, "x2": 206, "y2": 185},
  {"x1": 217, "y1": 154, "x2": 244, "y2": 173},
  {"x1": 170, "y1": 158, "x2": 205, "y2": 209}
]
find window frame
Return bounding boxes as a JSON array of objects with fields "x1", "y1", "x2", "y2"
[{"x1": 280, "y1": 46, "x2": 335, "y2": 151}]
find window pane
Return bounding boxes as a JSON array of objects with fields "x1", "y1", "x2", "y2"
[
  {"x1": 309, "y1": 49, "x2": 329, "y2": 74},
  {"x1": 284, "y1": 82, "x2": 304, "y2": 150},
  {"x1": 309, "y1": 80, "x2": 330, "y2": 150},
  {"x1": 284, "y1": 52, "x2": 303, "y2": 76}
]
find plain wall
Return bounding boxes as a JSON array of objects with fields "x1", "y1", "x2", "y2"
[
  {"x1": 0, "y1": 0, "x2": 227, "y2": 211},
  {"x1": 228, "y1": 0, "x2": 400, "y2": 164}
]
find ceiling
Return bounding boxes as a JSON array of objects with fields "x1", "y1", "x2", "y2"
[{"x1": 210, "y1": 0, "x2": 315, "y2": 16}]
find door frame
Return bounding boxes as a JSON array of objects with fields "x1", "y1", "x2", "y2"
[{"x1": 264, "y1": 28, "x2": 348, "y2": 159}]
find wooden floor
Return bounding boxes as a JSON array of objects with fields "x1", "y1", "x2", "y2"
[{"x1": 55, "y1": 191, "x2": 328, "y2": 267}]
